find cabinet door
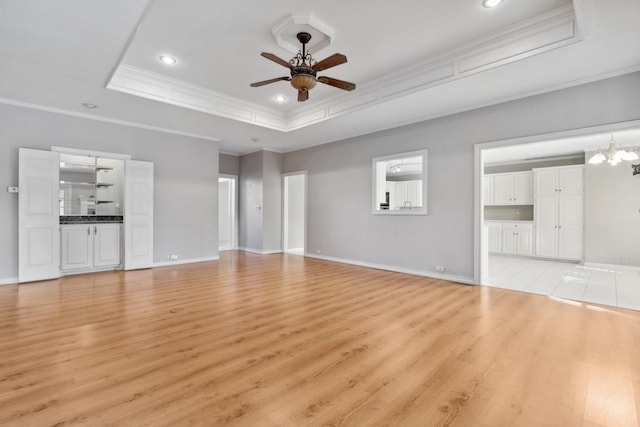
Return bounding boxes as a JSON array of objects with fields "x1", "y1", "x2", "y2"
[
  {"x1": 517, "y1": 228, "x2": 534, "y2": 256},
  {"x1": 534, "y1": 168, "x2": 557, "y2": 197},
  {"x1": 558, "y1": 194, "x2": 583, "y2": 260},
  {"x1": 501, "y1": 225, "x2": 517, "y2": 254},
  {"x1": 61, "y1": 225, "x2": 93, "y2": 270},
  {"x1": 558, "y1": 166, "x2": 583, "y2": 194},
  {"x1": 394, "y1": 182, "x2": 408, "y2": 209},
  {"x1": 493, "y1": 175, "x2": 513, "y2": 205},
  {"x1": 19, "y1": 148, "x2": 61, "y2": 282},
  {"x1": 406, "y1": 181, "x2": 421, "y2": 208},
  {"x1": 487, "y1": 224, "x2": 502, "y2": 253},
  {"x1": 94, "y1": 224, "x2": 121, "y2": 267},
  {"x1": 483, "y1": 176, "x2": 495, "y2": 205},
  {"x1": 535, "y1": 195, "x2": 558, "y2": 258},
  {"x1": 513, "y1": 172, "x2": 533, "y2": 204}
]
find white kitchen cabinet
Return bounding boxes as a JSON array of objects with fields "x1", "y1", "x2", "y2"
[
  {"x1": 487, "y1": 223, "x2": 502, "y2": 253},
  {"x1": 501, "y1": 223, "x2": 534, "y2": 256},
  {"x1": 388, "y1": 180, "x2": 422, "y2": 209},
  {"x1": 94, "y1": 224, "x2": 121, "y2": 267},
  {"x1": 534, "y1": 165, "x2": 583, "y2": 260},
  {"x1": 61, "y1": 224, "x2": 121, "y2": 272},
  {"x1": 483, "y1": 176, "x2": 495, "y2": 205},
  {"x1": 485, "y1": 171, "x2": 533, "y2": 205}
]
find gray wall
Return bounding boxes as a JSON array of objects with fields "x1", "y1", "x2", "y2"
[
  {"x1": 238, "y1": 151, "x2": 263, "y2": 251},
  {"x1": 0, "y1": 103, "x2": 219, "y2": 281},
  {"x1": 284, "y1": 72, "x2": 640, "y2": 280},
  {"x1": 584, "y1": 151, "x2": 640, "y2": 266},
  {"x1": 238, "y1": 150, "x2": 284, "y2": 253},
  {"x1": 219, "y1": 153, "x2": 239, "y2": 175},
  {"x1": 262, "y1": 151, "x2": 283, "y2": 252}
]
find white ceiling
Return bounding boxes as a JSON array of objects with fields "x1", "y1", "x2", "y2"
[{"x1": 1, "y1": 0, "x2": 639, "y2": 154}]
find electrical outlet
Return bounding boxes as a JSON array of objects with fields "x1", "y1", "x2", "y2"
[
  {"x1": 316, "y1": 249, "x2": 321, "y2": 254},
  {"x1": 7, "y1": 187, "x2": 18, "y2": 193},
  {"x1": 435, "y1": 265, "x2": 445, "y2": 273},
  {"x1": 168, "y1": 254, "x2": 178, "y2": 260}
]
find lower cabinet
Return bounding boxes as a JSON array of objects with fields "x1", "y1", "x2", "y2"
[
  {"x1": 501, "y1": 223, "x2": 533, "y2": 256},
  {"x1": 61, "y1": 224, "x2": 121, "y2": 271},
  {"x1": 487, "y1": 221, "x2": 534, "y2": 256}
]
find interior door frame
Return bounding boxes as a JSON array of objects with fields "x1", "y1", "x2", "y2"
[
  {"x1": 218, "y1": 174, "x2": 238, "y2": 251},
  {"x1": 473, "y1": 119, "x2": 640, "y2": 285},
  {"x1": 282, "y1": 171, "x2": 307, "y2": 255}
]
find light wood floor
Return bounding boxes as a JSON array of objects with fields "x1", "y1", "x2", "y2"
[{"x1": 1, "y1": 252, "x2": 639, "y2": 426}]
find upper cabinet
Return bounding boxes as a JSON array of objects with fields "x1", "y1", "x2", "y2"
[
  {"x1": 534, "y1": 165, "x2": 583, "y2": 196},
  {"x1": 484, "y1": 171, "x2": 533, "y2": 205}
]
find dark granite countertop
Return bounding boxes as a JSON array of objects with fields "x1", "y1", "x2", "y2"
[{"x1": 60, "y1": 215, "x2": 123, "y2": 224}]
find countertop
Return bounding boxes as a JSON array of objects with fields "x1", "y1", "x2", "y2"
[{"x1": 60, "y1": 215, "x2": 123, "y2": 224}]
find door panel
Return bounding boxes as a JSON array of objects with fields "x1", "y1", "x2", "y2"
[
  {"x1": 19, "y1": 148, "x2": 60, "y2": 282},
  {"x1": 124, "y1": 160, "x2": 154, "y2": 270},
  {"x1": 493, "y1": 175, "x2": 512, "y2": 204},
  {"x1": 61, "y1": 225, "x2": 92, "y2": 270},
  {"x1": 94, "y1": 224, "x2": 121, "y2": 267},
  {"x1": 534, "y1": 169, "x2": 557, "y2": 196}
]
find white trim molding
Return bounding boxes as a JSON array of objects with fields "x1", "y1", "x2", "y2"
[
  {"x1": 0, "y1": 277, "x2": 18, "y2": 286},
  {"x1": 238, "y1": 247, "x2": 283, "y2": 255},
  {"x1": 153, "y1": 255, "x2": 220, "y2": 268}
]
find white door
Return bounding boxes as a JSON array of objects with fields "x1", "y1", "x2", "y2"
[
  {"x1": 218, "y1": 175, "x2": 237, "y2": 251},
  {"x1": 124, "y1": 160, "x2": 154, "y2": 270},
  {"x1": 61, "y1": 225, "x2": 93, "y2": 270},
  {"x1": 283, "y1": 172, "x2": 306, "y2": 255},
  {"x1": 18, "y1": 148, "x2": 60, "y2": 282},
  {"x1": 535, "y1": 195, "x2": 559, "y2": 258},
  {"x1": 94, "y1": 224, "x2": 121, "y2": 267},
  {"x1": 493, "y1": 175, "x2": 513, "y2": 204},
  {"x1": 558, "y1": 194, "x2": 583, "y2": 260}
]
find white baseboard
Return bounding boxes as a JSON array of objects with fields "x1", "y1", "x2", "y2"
[
  {"x1": 584, "y1": 261, "x2": 640, "y2": 271},
  {"x1": 0, "y1": 277, "x2": 18, "y2": 286},
  {"x1": 238, "y1": 247, "x2": 282, "y2": 255},
  {"x1": 304, "y1": 253, "x2": 475, "y2": 285},
  {"x1": 153, "y1": 255, "x2": 220, "y2": 268}
]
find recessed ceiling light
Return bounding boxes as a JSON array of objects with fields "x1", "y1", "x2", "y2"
[
  {"x1": 482, "y1": 0, "x2": 504, "y2": 8},
  {"x1": 274, "y1": 95, "x2": 287, "y2": 103},
  {"x1": 159, "y1": 55, "x2": 177, "y2": 65},
  {"x1": 81, "y1": 103, "x2": 98, "y2": 109}
]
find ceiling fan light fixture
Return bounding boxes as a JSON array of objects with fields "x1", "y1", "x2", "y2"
[
  {"x1": 482, "y1": 0, "x2": 504, "y2": 8},
  {"x1": 623, "y1": 151, "x2": 639, "y2": 161},
  {"x1": 587, "y1": 152, "x2": 605, "y2": 164},
  {"x1": 291, "y1": 74, "x2": 317, "y2": 91}
]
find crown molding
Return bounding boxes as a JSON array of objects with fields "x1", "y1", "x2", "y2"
[{"x1": 106, "y1": 4, "x2": 581, "y2": 133}]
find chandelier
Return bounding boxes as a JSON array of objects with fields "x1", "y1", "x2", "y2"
[{"x1": 587, "y1": 135, "x2": 639, "y2": 165}]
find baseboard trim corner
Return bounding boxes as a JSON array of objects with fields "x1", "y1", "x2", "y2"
[
  {"x1": 304, "y1": 253, "x2": 475, "y2": 285},
  {"x1": 238, "y1": 247, "x2": 283, "y2": 255}
]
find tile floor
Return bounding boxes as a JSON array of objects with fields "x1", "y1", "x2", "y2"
[{"x1": 483, "y1": 254, "x2": 640, "y2": 311}]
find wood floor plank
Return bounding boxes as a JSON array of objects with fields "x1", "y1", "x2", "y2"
[{"x1": 0, "y1": 251, "x2": 639, "y2": 426}]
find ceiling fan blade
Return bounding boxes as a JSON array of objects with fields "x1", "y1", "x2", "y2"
[
  {"x1": 317, "y1": 76, "x2": 356, "y2": 91},
  {"x1": 250, "y1": 76, "x2": 290, "y2": 87},
  {"x1": 261, "y1": 52, "x2": 294, "y2": 70},
  {"x1": 298, "y1": 90, "x2": 309, "y2": 102},
  {"x1": 313, "y1": 53, "x2": 347, "y2": 72}
]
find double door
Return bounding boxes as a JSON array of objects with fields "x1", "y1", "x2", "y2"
[
  {"x1": 534, "y1": 166, "x2": 583, "y2": 260},
  {"x1": 61, "y1": 224, "x2": 121, "y2": 271}
]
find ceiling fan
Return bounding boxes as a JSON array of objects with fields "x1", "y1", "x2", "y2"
[{"x1": 250, "y1": 32, "x2": 356, "y2": 102}]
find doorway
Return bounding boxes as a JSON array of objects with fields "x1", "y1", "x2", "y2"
[
  {"x1": 283, "y1": 172, "x2": 306, "y2": 256},
  {"x1": 218, "y1": 174, "x2": 237, "y2": 251}
]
